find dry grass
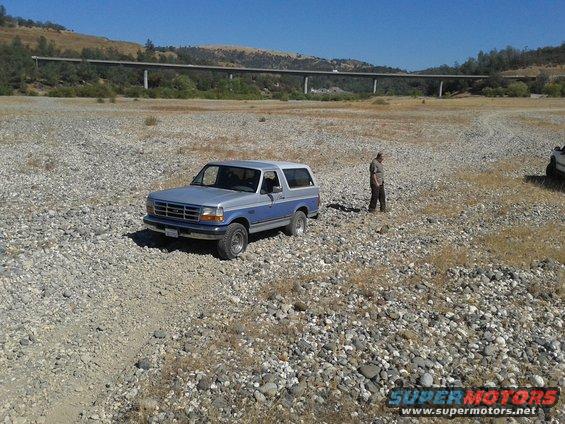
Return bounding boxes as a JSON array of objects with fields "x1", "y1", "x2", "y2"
[
  {"x1": 516, "y1": 116, "x2": 565, "y2": 133},
  {"x1": 454, "y1": 157, "x2": 563, "y2": 214},
  {"x1": 500, "y1": 64, "x2": 565, "y2": 78},
  {"x1": 372, "y1": 98, "x2": 389, "y2": 105},
  {"x1": 420, "y1": 201, "x2": 464, "y2": 218},
  {"x1": 480, "y1": 224, "x2": 564, "y2": 267},
  {"x1": 25, "y1": 155, "x2": 56, "y2": 171},
  {"x1": 173, "y1": 135, "x2": 366, "y2": 169},
  {"x1": 425, "y1": 246, "x2": 470, "y2": 276},
  {"x1": 144, "y1": 116, "x2": 158, "y2": 126},
  {"x1": 0, "y1": 26, "x2": 143, "y2": 56},
  {"x1": 346, "y1": 264, "x2": 393, "y2": 297},
  {"x1": 414, "y1": 157, "x2": 564, "y2": 270}
]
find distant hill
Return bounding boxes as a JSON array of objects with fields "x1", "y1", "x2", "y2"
[
  {"x1": 0, "y1": 25, "x2": 142, "y2": 56},
  {"x1": 157, "y1": 44, "x2": 406, "y2": 74}
]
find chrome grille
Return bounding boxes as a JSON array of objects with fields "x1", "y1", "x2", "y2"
[{"x1": 154, "y1": 201, "x2": 200, "y2": 222}]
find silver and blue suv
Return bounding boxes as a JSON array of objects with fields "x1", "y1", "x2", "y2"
[{"x1": 144, "y1": 160, "x2": 320, "y2": 259}]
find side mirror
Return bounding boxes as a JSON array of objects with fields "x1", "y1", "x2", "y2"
[{"x1": 272, "y1": 186, "x2": 283, "y2": 194}]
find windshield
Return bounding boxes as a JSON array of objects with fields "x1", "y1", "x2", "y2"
[{"x1": 191, "y1": 165, "x2": 261, "y2": 193}]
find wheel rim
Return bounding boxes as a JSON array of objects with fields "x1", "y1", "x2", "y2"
[
  {"x1": 296, "y1": 218, "x2": 305, "y2": 235},
  {"x1": 231, "y1": 230, "x2": 244, "y2": 254}
]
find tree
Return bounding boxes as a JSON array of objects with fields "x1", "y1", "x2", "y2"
[
  {"x1": 37, "y1": 36, "x2": 56, "y2": 56},
  {"x1": 0, "y1": 5, "x2": 6, "y2": 26},
  {"x1": 532, "y1": 71, "x2": 549, "y2": 94},
  {"x1": 145, "y1": 39, "x2": 155, "y2": 53},
  {"x1": 542, "y1": 82, "x2": 563, "y2": 97},
  {"x1": 171, "y1": 74, "x2": 196, "y2": 92},
  {"x1": 506, "y1": 81, "x2": 529, "y2": 97}
]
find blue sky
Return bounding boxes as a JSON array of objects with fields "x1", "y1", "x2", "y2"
[{"x1": 3, "y1": 0, "x2": 564, "y2": 70}]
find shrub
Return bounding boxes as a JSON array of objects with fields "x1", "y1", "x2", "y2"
[
  {"x1": 272, "y1": 92, "x2": 290, "y2": 101},
  {"x1": 124, "y1": 86, "x2": 148, "y2": 98},
  {"x1": 0, "y1": 85, "x2": 13, "y2": 96},
  {"x1": 144, "y1": 116, "x2": 158, "y2": 126},
  {"x1": 258, "y1": 117, "x2": 266, "y2": 122},
  {"x1": 289, "y1": 92, "x2": 307, "y2": 101},
  {"x1": 171, "y1": 74, "x2": 196, "y2": 92},
  {"x1": 506, "y1": 82, "x2": 529, "y2": 97},
  {"x1": 96, "y1": 97, "x2": 105, "y2": 103},
  {"x1": 482, "y1": 86, "x2": 505, "y2": 97},
  {"x1": 48, "y1": 87, "x2": 76, "y2": 97},
  {"x1": 176, "y1": 89, "x2": 195, "y2": 99},
  {"x1": 76, "y1": 83, "x2": 115, "y2": 98},
  {"x1": 542, "y1": 82, "x2": 563, "y2": 97},
  {"x1": 109, "y1": 96, "x2": 116, "y2": 103}
]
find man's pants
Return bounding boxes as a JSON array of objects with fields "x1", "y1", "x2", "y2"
[{"x1": 369, "y1": 183, "x2": 386, "y2": 212}]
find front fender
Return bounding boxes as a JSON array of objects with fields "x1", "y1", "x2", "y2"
[{"x1": 224, "y1": 211, "x2": 251, "y2": 228}]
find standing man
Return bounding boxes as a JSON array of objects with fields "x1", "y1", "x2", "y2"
[{"x1": 368, "y1": 152, "x2": 386, "y2": 212}]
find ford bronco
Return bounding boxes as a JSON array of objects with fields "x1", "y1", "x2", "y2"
[{"x1": 144, "y1": 160, "x2": 320, "y2": 259}]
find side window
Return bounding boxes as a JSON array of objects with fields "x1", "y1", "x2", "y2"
[
  {"x1": 283, "y1": 168, "x2": 314, "y2": 189},
  {"x1": 260, "y1": 171, "x2": 280, "y2": 194}
]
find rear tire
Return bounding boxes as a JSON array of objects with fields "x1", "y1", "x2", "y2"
[
  {"x1": 217, "y1": 223, "x2": 248, "y2": 260},
  {"x1": 546, "y1": 160, "x2": 556, "y2": 178},
  {"x1": 285, "y1": 210, "x2": 307, "y2": 236}
]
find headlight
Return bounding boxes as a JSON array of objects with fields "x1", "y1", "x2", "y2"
[
  {"x1": 200, "y1": 206, "x2": 224, "y2": 222},
  {"x1": 146, "y1": 198, "x2": 155, "y2": 215}
]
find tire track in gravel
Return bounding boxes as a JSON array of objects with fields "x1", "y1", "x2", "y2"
[{"x1": 1, "y1": 249, "x2": 230, "y2": 422}]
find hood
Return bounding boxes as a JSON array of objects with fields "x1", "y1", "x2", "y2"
[{"x1": 149, "y1": 185, "x2": 255, "y2": 206}]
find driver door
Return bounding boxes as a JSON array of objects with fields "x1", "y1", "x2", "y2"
[{"x1": 256, "y1": 170, "x2": 284, "y2": 223}]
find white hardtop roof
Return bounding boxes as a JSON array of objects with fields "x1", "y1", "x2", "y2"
[{"x1": 207, "y1": 160, "x2": 309, "y2": 170}]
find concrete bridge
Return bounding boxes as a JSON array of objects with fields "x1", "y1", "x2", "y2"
[{"x1": 31, "y1": 55, "x2": 533, "y2": 97}]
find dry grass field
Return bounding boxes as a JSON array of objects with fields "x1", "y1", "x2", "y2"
[{"x1": 0, "y1": 26, "x2": 142, "y2": 56}]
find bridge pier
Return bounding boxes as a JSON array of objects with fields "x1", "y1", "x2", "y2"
[
  {"x1": 372, "y1": 78, "x2": 377, "y2": 94},
  {"x1": 438, "y1": 80, "x2": 443, "y2": 98},
  {"x1": 143, "y1": 70, "x2": 148, "y2": 90},
  {"x1": 303, "y1": 76, "x2": 309, "y2": 94}
]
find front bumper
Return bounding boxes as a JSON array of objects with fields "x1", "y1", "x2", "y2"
[{"x1": 143, "y1": 215, "x2": 226, "y2": 240}]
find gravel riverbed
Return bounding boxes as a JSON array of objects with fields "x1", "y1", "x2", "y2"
[{"x1": 0, "y1": 96, "x2": 563, "y2": 423}]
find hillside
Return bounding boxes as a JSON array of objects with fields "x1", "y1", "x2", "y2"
[
  {"x1": 501, "y1": 64, "x2": 565, "y2": 77},
  {"x1": 155, "y1": 44, "x2": 404, "y2": 74},
  {"x1": 0, "y1": 26, "x2": 142, "y2": 56},
  {"x1": 170, "y1": 44, "x2": 403, "y2": 73}
]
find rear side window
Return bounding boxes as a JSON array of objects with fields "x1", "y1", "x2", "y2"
[{"x1": 283, "y1": 168, "x2": 314, "y2": 188}]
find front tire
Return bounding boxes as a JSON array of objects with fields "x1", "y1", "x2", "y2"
[
  {"x1": 217, "y1": 223, "x2": 248, "y2": 260},
  {"x1": 285, "y1": 210, "x2": 307, "y2": 236}
]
